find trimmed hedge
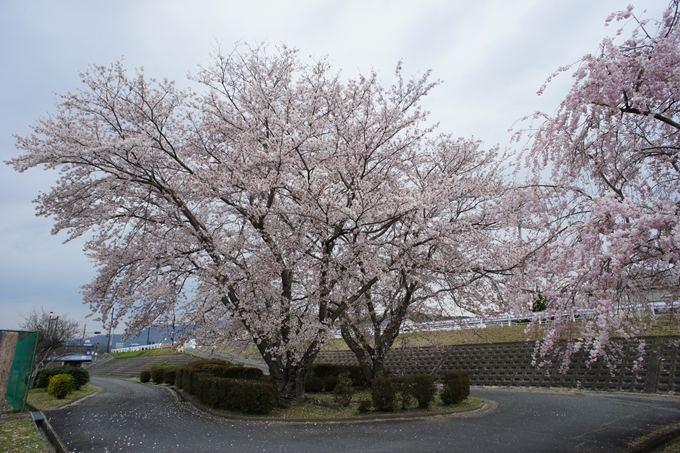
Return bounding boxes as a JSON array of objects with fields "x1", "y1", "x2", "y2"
[
  {"x1": 222, "y1": 366, "x2": 265, "y2": 380},
  {"x1": 36, "y1": 367, "x2": 89, "y2": 390},
  {"x1": 151, "y1": 363, "x2": 176, "y2": 384},
  {"x1": 440, "y1": 370, "x2": 470, "y2": 405},
  {"x1": 371, "y1": 375, "x2": 435, "y2": 411},
  {"x1": 201, "y1": 363, "x2": 235, "y2": 377},
  {"x1": 189, "y1": 374, "x2": 279, "y2": 414},
  {"x1": 163, "y1": 368, "x2": 178, "y2": 385},
  {"x1": 47, "y1": 374, "x2": 74, "y2": 399},
  {"x1": 174, "y1": 359, "x2": 233, "y2": 383},
  {"x1": 173, "y1": 359, "x2": 278, "y2": 414}
]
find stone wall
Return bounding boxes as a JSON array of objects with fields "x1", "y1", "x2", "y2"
[{"x1": 316, "y1": 336, "x2": 680, "y2": 393}]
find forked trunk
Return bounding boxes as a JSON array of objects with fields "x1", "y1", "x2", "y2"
[{"x1": 257, "y1": 340, "x2": 321, "y2": 401}]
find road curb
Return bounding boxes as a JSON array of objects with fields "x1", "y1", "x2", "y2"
[
  {"x1": 27, "y1": 407, "x2": 68, "y2": 453},
  {"x1": 625, "y1": 423, "x2": 680, "y2": 453}
]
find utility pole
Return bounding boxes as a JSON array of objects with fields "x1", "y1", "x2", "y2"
[{"x1": 106, "y1": 308, "x2": 114, "y2": 353}]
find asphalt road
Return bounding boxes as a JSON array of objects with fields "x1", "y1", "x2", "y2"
[{"x1": 46, "y1": 377, "x2": 680, "y2": 452}]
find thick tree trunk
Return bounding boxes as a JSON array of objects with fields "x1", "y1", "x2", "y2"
[
  {"x1": 256, "y1": 339, "x2": 322, "y2": 401},
  {"x1": 340, "y1": 322, "x2": 391, "y2": 383}
]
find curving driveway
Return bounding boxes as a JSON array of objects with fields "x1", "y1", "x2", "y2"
[{"x1": 46, "y1": 377, "x2": 680, "y2": 452}]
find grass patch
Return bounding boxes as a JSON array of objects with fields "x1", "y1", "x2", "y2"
[
  {"x1": 110, "y1": 348, "x2": 175, "y2": 358},
  {"x1": 322, "y1": 317, "x2": 680, "y2": 352},
  {"x1": 272, "y1": 392, "x2": 484, "y2": 420},
  {"x1": 658, "y1": 439, "x2": 680, "y2": 453},
  {"x1": 27, "y1": 385, "x2": 101, "y2": 411},
  {"x1": 0, "y1": 413, "x2": 44, "y2": 453},
  {"x1": 625, "y1": 421, "x2": 680, "y2": 453},
  {"x1": 323, "y1": 325, "x2": 543, "y2": 351}
]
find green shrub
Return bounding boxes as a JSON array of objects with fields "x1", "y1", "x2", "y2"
[
  {"x1": 221, "y1": 366, "x2": 264, "y2": 380},
  {"x1": 175, "y1": 359, "x2": 234, "y2": 392},
  {"x1": 188, "y1": 373, "x2": 279, "y2": 414},
  {"x1": 47, "y1": 374, "x2": 74, "y2": 399},
  {"x1": 305, "y1": 370, "x2": 341, "y2": 393},
  {"x1": 371, "y1": 377, "x2": 396, "y2": 411},
  {"x1": 357, "y1": 398, "x2": 373, "y2": 413},
  {"x1": 189, "y1": 359, "x2": 232, "y2": 369},
  {"x1": 140, "y1": 370, "x2": 151, "y2": 383},
  {"x1": 202, "y1": 363, "x2": 235, "y2": 377},
  {"x1": 65, "y1": 367, "x2": 89, "y2": 390},
  {"x1": 369, "y1": 375, "x2": 435, "y2": 410},
  {"x1": 440, "y1": 370, "x2": 470, "y2": 405},
  {"x1": 407, "y1": 374, "x2": 436, "y2": 409},
  {"x1": 333, "y1": 371, "x2": 353, "y2": 407},
  {"x1": 36, "y1": 367, "x2": 89, "y2": 390},
  {"x1": 305, "y1": 375, "x2": 325, "y2": 393},
  {"x1": 323, "y1": 376, "x2": 339, "y2": 392},
  {"x1": 151, "y1": 363, "x2": 175, "y2": 384},
  {"x1": 390, "y1": 377, "x2": 414, "y2": 410},
  {"x1": 180, "y1": 367, "x2": 193, "y2": 390},
  {"x1": 163, "y1": 368, "x2": 177, "y2": 385},
  {"x1": 228, "y1": 380, "x2": 279, "y2": 414}
]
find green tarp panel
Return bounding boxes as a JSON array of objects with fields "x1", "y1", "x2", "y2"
[{"x1": 1, "y1": 330, "x2": 39, "y2": 412}]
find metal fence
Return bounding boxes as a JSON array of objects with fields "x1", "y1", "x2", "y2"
[{"x1": 1, "y1": 330, "x2": 39, "y2": 412}]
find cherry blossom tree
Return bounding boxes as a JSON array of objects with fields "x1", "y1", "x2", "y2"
[
  {"x1": 515, "y1": 1, "x2": 680, "y2": 368},
  {"x1": 9, "y1": 45, "x2": 468, "y2": 400},
  {"x1": 338, "y1": 139, "x2": 525, "y2": 382}
]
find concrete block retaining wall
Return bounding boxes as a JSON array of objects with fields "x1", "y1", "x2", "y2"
[{"x1": 316, "y1": 336, "x2": 680, "y2": 393}]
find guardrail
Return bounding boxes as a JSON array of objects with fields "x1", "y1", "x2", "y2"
[{"x1": 110, "y1": 343, "x2": 170, "y2": 353}]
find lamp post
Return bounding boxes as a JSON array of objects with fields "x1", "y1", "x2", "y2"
[
  {"x1": 47, "y1": 312, "x2": 54, "y2": 339},
  {"x1": 48, "y1": 312, "x2": 59, "y2": 342}
]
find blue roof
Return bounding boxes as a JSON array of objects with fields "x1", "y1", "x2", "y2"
[{"x1": 60, "y1": 355, "x2": 93, "y2": 362}]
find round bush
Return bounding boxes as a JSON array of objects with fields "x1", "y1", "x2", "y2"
[
  {"x1": 64, "y1": 367, "x2": 90, "y2": 390},
  {"x1": 163, "y1": 368, "x2": 177, "y2": 385},
  {"x1": 371, "y1": 377, "x2": 396, "y2": 411},
  {"x1": 140, "y1": 370, "x2": 151, "y2": 383},
  {"x1": 333, "y1": 371, "x2": 353, "y2": 407},
  {"x1": 441, "y1": 370, "x2": 470, "y2": 405},
  {"x1": 151, "y1": 363, "x2": 175, "y2": 383},
  {"x1": 408, "y1": 375, "x2": 436, "y2": 409},
  {"x1": 305, "y1": 375, "x2": 324, "y2": 393},
  {"x1": 357, "y1": 398, "x2": 373, "y2": 413},
  {"x1": 47, "y1": 374, "x2": 74, "y2": 399}
]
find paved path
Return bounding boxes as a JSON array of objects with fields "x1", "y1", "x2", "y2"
[{"x1": 47, "y1": 378, "x2": 680, "y2": 452}]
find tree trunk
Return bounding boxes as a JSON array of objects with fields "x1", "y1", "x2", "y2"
[
  {"x1": 340, "y1": 279, "x2": 416, "y2": 383},
  {"x1": 256, "y1": 339, "x2": 321, "y2": 401},
  {"x1": 340, "y1": 322, "x2": 391, "y2": 383}
]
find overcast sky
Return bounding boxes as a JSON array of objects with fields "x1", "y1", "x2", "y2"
[{"x1": 0, "y1": 0, "x2": 669, "y2": 335}]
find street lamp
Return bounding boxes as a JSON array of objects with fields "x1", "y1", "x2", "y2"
[{"x1": 48, "y1": 312, "x2": 59, "y2": 340}]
